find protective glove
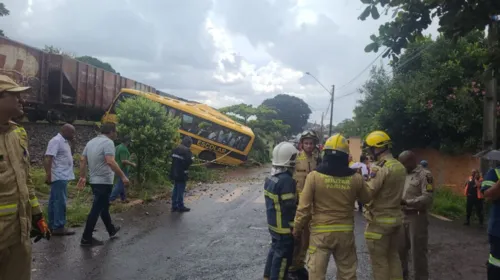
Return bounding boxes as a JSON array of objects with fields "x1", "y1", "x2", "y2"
[{"x1": 30, "y1": 214, "x2": 51, "y2": 243}]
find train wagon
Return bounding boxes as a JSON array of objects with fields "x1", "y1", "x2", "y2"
[{"x1": 0, "y1": 36, "x2": 156, "y2": 123}]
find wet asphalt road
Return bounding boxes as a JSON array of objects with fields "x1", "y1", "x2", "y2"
[
  {"x1": 31, "y1": 166, "x2": 373, "y2": 280},
  {"x1": 31, "y1": 166, "x2": 489, "y2": 280}
]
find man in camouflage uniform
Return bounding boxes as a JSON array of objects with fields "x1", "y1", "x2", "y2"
[
  {"x1": 0, "y1": 75, "x2": 51, "y2": 280},
  {"x1": 398, "y1": 150, "x2": 433, "y2": 280}
]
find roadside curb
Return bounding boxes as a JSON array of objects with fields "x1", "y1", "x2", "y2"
[{"x1": 430, "y1": 213, "x2": 453, "y2": 222}]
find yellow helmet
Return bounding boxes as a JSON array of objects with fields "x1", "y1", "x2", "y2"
[
  {"x1": 323, "y1": 133, "x2": 349, "y2": 155},
  {"x1": 363, "y1": 130, "x2": 392, "y2": 149}
]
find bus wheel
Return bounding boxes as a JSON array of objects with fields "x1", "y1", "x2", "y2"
[{"x1": 199, "y1": 151, "x2": 216, "y2": 163}]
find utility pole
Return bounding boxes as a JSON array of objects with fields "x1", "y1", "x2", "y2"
[
  {"x1": 481, "y1": 21, "x2": 499, "y2": 175},
  {"x1": 328, "y1": 85, "x2": 335, "y2": 136},
  {"x1": 320, "y1": 113, "x2": 324, "y2": 143}
]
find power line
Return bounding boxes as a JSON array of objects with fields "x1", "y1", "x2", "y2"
[
  {"x1": 337, "y1": 47, "x2": 388, "y2": 92},
  {"x1": 335, "y1": 43, "x2": 435, "y2": 101}
]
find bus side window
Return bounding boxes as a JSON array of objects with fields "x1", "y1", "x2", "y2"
[
  {"x1": 181, "y1": 113, "x2": 197, "y2": 134},
  {"x1": 168, "y1": 108, "x2": 177, "y2": 118},
  {"x1": 237, "y1": 136, "x2": 250, "y2": 151},
  {"x1": 110, "y1": 93, "x2": 134, "y2": 114}
]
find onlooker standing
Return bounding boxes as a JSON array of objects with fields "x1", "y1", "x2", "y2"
[
  {"x1": 44, "y1": 124, "x2": 76, "y2": 236},
  {"x1": 170, "y1": 137, "x2": 194, "y2": 212},
  {"x1": 77, "y1": 123, "x2": 128, "y2": 246},
  {"x1": 398, "y1": 150, "x2": 434, "y2": 280},
  {"x1": 351, "y1": 154, "x2": 370, "y2": 212},
  {"x1": 110, "y1": 136, "x2": 135, "y2": 203},
  {"x1": 464, "y1": 169, "x2": 484, "y2": 226}
]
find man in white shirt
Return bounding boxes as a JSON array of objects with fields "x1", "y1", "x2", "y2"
[
  {"x1": 351, "y1": 155, "x2": 370, "y2": 212},
  {"x1": 44, "y1": 123, "x2": 76, "y2": 236}
]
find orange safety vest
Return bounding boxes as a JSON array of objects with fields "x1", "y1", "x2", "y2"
[{"x1": 464, "y1": 176, "x2": 484, "y2": 199}]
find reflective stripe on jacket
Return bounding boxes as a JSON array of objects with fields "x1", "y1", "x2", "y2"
[
  {"x1": 0, "y1": 122, "x2": 42, "y2": 250},
  {"x1": 264, "y1": 172, "x2": 297, "y2": 234},
  {"x1": 293, "y1": 150, "x2": 320, "y2": 195}
]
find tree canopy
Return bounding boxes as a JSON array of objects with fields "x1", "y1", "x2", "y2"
[
  {"x1": 76, "y1": 55, "x2": 117, "y2": 73},
  {"x1": 220, "y1": 103, "x2": 290, "y2": 163},
  {"x1": 42, "y1": 45, "x2": 117, "y2": 73},
  {"x1": 261, "y1": 94, "x2": 312, "y2": 134},
  {"x1": 116, "y1": 96, "x2": 180, "y2": 183},
  {"x1": 0, "y1": 3, "x2": 9, "y2": 37},
  {"x1": 358, "y1": 0, "x2": 500, "y2": 63},
  {"x1": 336, "y1": 32, "x2": 492, "y2": 154}
]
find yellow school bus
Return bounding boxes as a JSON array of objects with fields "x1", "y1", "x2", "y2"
[{"x1": 101, "y1": 88, "x2": 255, "y2": 166}]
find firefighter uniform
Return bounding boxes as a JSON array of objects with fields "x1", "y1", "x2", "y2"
[
  {"x1": 0, "y1": 121, "x2": 42, "y2": 280},
  {"x1": 364, "y1": 154, "x2": 406, "y2": 280},
  {"x1": 294, "y1": 134, "x2": 372, "y2": 280},
  {"x1": 399, "y1": 165, "x2": 433, "y2": 280},
  {"x1": 264, "y1": 142, "x2": 298, "y2": 280},
  {"x1": 290, "y1": 148, "x2": 321, "y2": 273},
  {"x1": 480, "y1": 167, "x2": 500, "y2": 280}
]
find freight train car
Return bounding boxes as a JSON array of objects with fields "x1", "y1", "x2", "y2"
[{"x1": 0, "y1": 37, "x2": 157, "y2": 123}]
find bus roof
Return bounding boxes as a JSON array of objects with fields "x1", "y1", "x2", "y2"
[{"x1": 120, "y1": 88, "x2": 255, "y2": 137}]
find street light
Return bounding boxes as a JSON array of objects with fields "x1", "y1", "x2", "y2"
[{"x1": 304, "y1": 72, "x2": 335, "y2": 137}]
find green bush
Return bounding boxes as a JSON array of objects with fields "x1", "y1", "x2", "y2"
[
  {"x1": 431, "y1": 187, "x2": 466, "y2": 219},
  {"x1": 116, "y1": 96, "x2": 181, "y2": 183}
]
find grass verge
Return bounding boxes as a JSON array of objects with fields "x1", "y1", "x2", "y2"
[
  {"x1": 31, "y1": 164, "x2": 223, "y2": 227},
  {"x1": 431, "y1": 187, "x2": 466, "y2": 220}
]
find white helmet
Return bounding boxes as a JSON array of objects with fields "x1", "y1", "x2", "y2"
[{"x1": 272, "y1": 141, "x2": 299, "y2": 167}]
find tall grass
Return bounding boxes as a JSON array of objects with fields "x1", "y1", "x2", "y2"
[{"x1": 432, "y1": 187, "x2": 466, "y2": 219}]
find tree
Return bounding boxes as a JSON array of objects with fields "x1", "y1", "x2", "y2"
[
  {"x1": 220, "y1": 103, "x2": 290, "y2": 163},
  {"x1": 0, "y1": 3, "x2": 9, "y2": 37},
  {"x1": 76, "y1": 55, "x2": 117, "y2": 73},
  {"x1": 358, "y1": 0, "x2": 500, "y2": 62},
  {"x1": 116, "y1": 96, "x2": 181, "y2": 183},
  {"x1": 43, "y1": 45, "x2": 72, "y2": 57},
  {"x1": 337, "y1": 33, "x2": 489, "y2": 154},
  {"x1": 262, "y1": 94, "x2": 312, "y2": 134},
  {"x1": 42, "y1": 46, "x2": 117, "y2": 73}
]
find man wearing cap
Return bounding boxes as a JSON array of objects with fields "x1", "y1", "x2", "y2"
[{"x1": 0, "y1": 75, "x2": 50, "y2": 280}]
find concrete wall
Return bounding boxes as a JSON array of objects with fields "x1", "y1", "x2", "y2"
[
  {"x1": 348, "y1": 137, "x2": 362, "y2": 162},
  {"x1": 346, "y1": 136, "x2": 477, "y2": 193},
  {"x1": 412, "y1": 148, "x2": 479, "y2": 193}
]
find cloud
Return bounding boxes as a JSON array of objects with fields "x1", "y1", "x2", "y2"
[{"x1": 1, "y1": 0, "x2": 439, "y2": 126}]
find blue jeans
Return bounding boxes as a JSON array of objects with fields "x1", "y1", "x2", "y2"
[
  {"x1": 82, "y1": 184, "x2": 116, "y2": 240},
  {"x1": 110, "y1": 171, "x2": 128, "y2": 202},
  {"x1": 171, "y1": 181, "x2": 187, "y2": 209},
  {"x1": 48, "y1": 180, "x2": 68, "y2": 230}
]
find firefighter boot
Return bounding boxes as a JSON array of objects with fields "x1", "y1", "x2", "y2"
[{"x1": 296, "y1": 267, "x2": 309, "y2": 280}]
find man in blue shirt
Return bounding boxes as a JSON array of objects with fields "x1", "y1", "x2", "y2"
[{"x1": 480, "y1": 166, "x2": 500, "y2": 279}]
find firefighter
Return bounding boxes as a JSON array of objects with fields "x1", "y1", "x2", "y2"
[
  {"x1": 398, "y1": 150, "x2": 434, "y2": 280},
  {"x1": 289, "y1": 130, "x2": 321, "y2": 280},
  {"x1": 0, "y1": 75, "x2": 51, "y2": 280},
  {"x1": 263, "y1": 141, "x2": 299, "y2": 280},
  {"x1": 293, "y1": 133, "x2": 371, "y2": 280},
  {"x1": 362, "y1": 130, "x2": 406, "y2": 280},
  {"x1": 481, "y1": 166, "x2": 500, "y2": 280}
]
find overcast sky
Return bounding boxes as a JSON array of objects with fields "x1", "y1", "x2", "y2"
[{"x1": 1, "y1": 0, "x2": 438, "y2": 124}]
